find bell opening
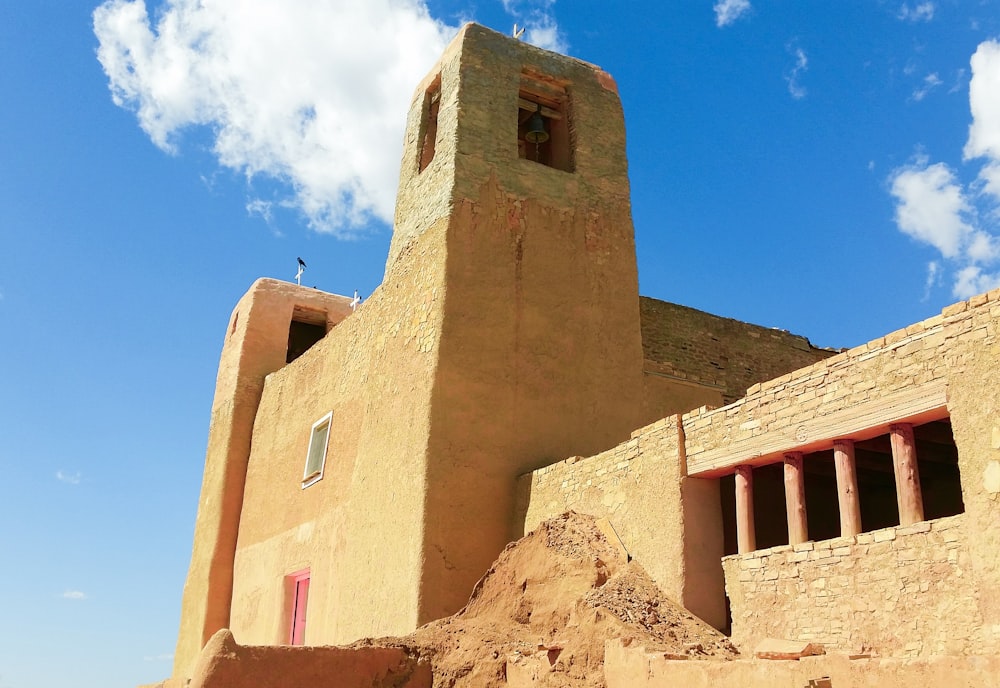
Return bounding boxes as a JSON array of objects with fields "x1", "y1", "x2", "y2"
[{"x1": 517, "y1": 74, "x2": 573, "y2": 172}]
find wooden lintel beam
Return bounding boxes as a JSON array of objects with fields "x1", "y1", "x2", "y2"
[{"x1": 517, "y1": 97, "x2": 563, "y2": 120}]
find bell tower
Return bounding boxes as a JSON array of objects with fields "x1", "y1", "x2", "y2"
[{"x1": 391, "y1": 24, "x2": 649, "y2": 623}]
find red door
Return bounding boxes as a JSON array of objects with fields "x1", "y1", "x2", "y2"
[{"x1": 289, "y1": 572, "x2": 310, "y2": 645}]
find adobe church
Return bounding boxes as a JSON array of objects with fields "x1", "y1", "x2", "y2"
[{"x1": 165, "y1": 24, "x2": 1000, "y2": 687}]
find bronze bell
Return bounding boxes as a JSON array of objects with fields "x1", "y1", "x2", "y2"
[{"x1": 524, "y1": 105, "x2": 549, "y2": 144}]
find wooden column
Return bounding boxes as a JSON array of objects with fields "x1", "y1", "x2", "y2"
[
  {"x1": 783, "y1": 452, "x2": 808, "y2": 545},
  {"x1": 832, "y1": 439, "x2": 863, "y2": 537},
  {"x1": 890, "y1": 423, "x2": 925, "y2": 526},
  {"x1": 735, "y1": 465, "x2": 756, "y2": 554}
]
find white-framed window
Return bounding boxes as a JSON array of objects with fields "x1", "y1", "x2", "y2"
[{"x1": 302, "y1": 411, "x2": 332, "y2": 488}]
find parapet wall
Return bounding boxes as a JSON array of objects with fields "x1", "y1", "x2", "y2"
[
  {"x1": 639, "y1": 297, "x2": 834, "y2": 404},
  {"x1": 184, "y1": 630, "x2": 430, "y2": 688},
  {"x1": 681, "y1": 312, "x2": 954, "y2": 477},
  {"x1": 722, "y1": 514, "x2": 982, "y2": 656}
]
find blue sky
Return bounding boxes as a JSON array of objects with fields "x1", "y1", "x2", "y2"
[{"x1": 2, "y1": 1, "x2": 1000, "y2": 686}]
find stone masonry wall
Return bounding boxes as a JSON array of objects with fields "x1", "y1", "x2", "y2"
[
  {"x1": 519, "y1": 289, "x2": 1000, "y2": 657},
  {"x1": 682, "y1": 303, "x2": 958, "y2": 476},
  {"x1": 722, "y1": 515, "x2": 982, "y2": 657},
  {"x1": 639, "y1": 297, "x2": 835, "y2": 404},
  {"x1": 684, "y1": 287, "x2": 1000, "y2": 653},
  {"x1": 516, "y1": 416, "x2": 727, "y2": 630},
  {"x1": 517, "y1": 418, "x2": 680, "y2": 590},
  {"x1": 940, "y1": 292, "x2": 1000, "y2": 643}
]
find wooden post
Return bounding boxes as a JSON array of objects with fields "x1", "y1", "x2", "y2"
[
  {"x1": 890, "y1": 423, "x2": 925, "y2": 526},
  {"x1": 832, "y1": 439, "x2": 863, "y2": 537},
  {"x1": 783, "y1": 452, "x2": 808, "y2": 545},
  {"x1": 735, "y1": 465, "x2": 756, "y2": 554}
]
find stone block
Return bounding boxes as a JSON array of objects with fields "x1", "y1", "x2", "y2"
[
  {"x1": 872, "y1": 529, "x2": 897, "y2": 543},
  {"x1": 754, "y1": 638, "x2": 826, "y2": 660}
]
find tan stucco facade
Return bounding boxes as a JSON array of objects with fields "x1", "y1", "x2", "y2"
[
  {"x1": 167, "y1": 22, "x2": 999, "y2": 686},
  {"x1": 174, "y1": 24, "x2": 818, "y2": 678}
]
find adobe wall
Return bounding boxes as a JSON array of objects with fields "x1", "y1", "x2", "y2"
[
  {"x1": 640, "y1": 373, "x2": 723, "y2": 434},
  {"x1": 722, "y1": 515, "x2": 982, "y2": 656},
  {"x1": 515, "y1": 416, "x2": 727, "y2": 630},
  {"x1": 513, "y1": 301, "x2": 845, "y2": 632},
  {"x1": 227, "y1": 220, "x2": 448, "y2": 649},
  {"x1": 411, "y1": 25, "x2": 657, "y2": 625},
  {"x1": 173, "y1": 280, "x2": 355, "y2": 676},
  {"x1": 185, "y1": 630, "x2": 430, "y2": 688},
  {"x1": 639, "y1": 297, "x2": 835, "y2": 404}
]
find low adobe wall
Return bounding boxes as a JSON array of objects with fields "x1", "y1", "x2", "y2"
[
  {"x1": 604, "y1": 638, "x2": 1000, "y2": 688},
  {"x1": 722, "y1": 514, "x2": 982, "y2": 657},
  {"x1": 183, "y1": 630, "x2": 430, "y2": 688}
]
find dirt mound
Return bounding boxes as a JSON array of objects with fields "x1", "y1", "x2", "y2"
[{"x1": 361, "y1": 511, "x2": 737, "y2": 687}]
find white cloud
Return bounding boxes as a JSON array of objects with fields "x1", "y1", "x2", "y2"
[
  {"x1": 62, "y1": 590, "x2": 88, "y2": 600},
  {"x1": 246, "y1": 198, "x2": 284, "y2": 237},
  {"x1": 911, "y1": 72, "x2": 942, "y2": 102},
  {"x1": 890, "y1": 159, "x2": 973, "y2": 258},
  {"x1": 922, "y1": 260, "x2": 940, "y2": 301},
  {"x1": 785, "y1": 45, "x2": 808, "y2": 100},
  {"x1": 954, "y1": 265, "x2": 1000, "y2": 297},
  {"x1": 93, "y1": 0, "x2": 457, "y2": 235},
  {"x1": 502, "y1": 0, "x2": 566, "y2": 53},
  {"x1": 714, "y1": 0, "x2": 751, "y2": 28},
  {"x1": 55, "y1": 470, "x2": 82, "y2": 485},
  {"x1": 246, "y1": 199, "x2": 273, "y2": 223},
  {"x1": 967, "y1": 229, "x2": 1000, "y2": 262},
  {"x1": 889, "y1": 40, "x2": 1000, "y2": 300},
  {"x1": 948, "y1": 68, "x2": 967, "y2": 94},
  {"x1": 979, "y1": 162, "x2": 1000, "y2": 204},
  {"x1": 898, "y1": 2, "x2": 935, "y2": 22},
  {"x1": 524, "y1": 17, "x2": 566, "y2": 54},
  {"x1": 964, "y1": 40, "x2": 1000, "y2": 165}
]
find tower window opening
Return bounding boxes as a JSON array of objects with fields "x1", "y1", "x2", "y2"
[
  {"x1": 518, "y1": 74, "x2": 573, "y2": 172},
  {"x1": 418, "y1": 77, "x2": 441, "y2": 173},
  {"x1": 287, "y1": 305, "x2": 327, "y2": 364}
]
